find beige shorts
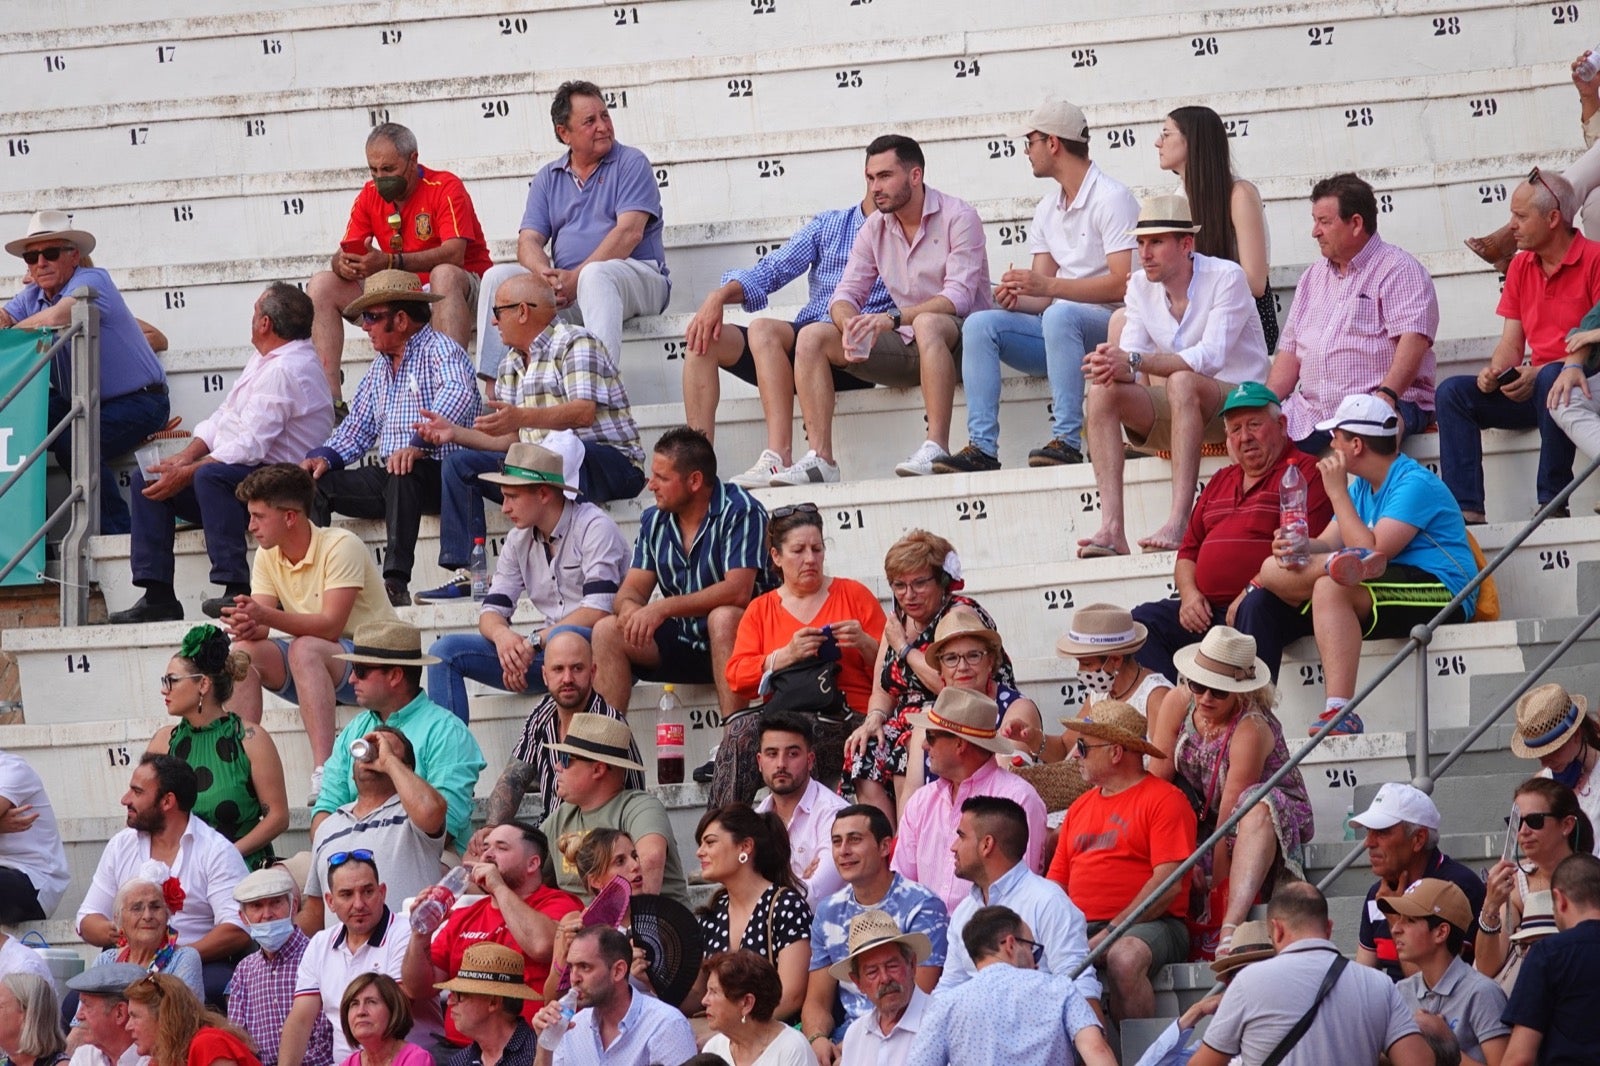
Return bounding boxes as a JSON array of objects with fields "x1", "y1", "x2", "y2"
[
  {"x1": 840, "y1": 314, "x2": 964, "y2": 389},
  {"x1": 1125, "y1": 382, "x2": 1227, "y2": 453}
]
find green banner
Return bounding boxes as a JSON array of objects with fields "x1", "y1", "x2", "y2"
[{"x1": 0, "y1": 329, "x2": 52, "y2": 587}]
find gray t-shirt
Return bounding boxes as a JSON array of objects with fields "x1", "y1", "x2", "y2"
[
  {"x1": 307, "y1": 795, "x2": 446, "y2": 923},
  {"x1": 1397, "y1": 955, "x2": 1510, "y2": 1063},
  {"x1": 1204, "y1": 939, "x2": 1419, "y2": 1065},
  {"x1": 541, "y1": 789, "x2": 689, "y2": 906}
]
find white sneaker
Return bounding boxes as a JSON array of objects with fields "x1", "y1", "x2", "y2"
[
  {"x1": 307, "y1": 764, "x2": 324, "y2": 806},
  {"x1": 894, "y1": 440, "x2": 948, "y2": 477},
  {"x1": 730, "y1": 449, "x2": 785, "y2": 489},
  {"x1": 769, "y1": 451, "x2": 840, "y2": 486}
]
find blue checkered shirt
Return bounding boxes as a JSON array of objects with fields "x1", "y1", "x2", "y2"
[
  {"x1": 494, "y1": 320, "x2": 644, "y2": 464},
  {"x1": 723, "y1": 204, "x2": 894, "y2": 325},
  {"x1": 314, "y1": 325, "x2": 480, "y2": 466}
]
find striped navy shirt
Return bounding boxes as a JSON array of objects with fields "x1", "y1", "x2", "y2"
[{"x1": 630, "y1": 479, "x2": 768, "y2": 651}]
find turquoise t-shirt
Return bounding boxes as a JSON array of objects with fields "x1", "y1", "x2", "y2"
[{"x1": 1344, "y1": 453, "x2": 1478, "y2": 619}]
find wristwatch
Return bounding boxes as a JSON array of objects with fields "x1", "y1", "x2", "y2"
[
  {"x1": 888, "y1": 309, "x2": 902, "y2": 330},
  {"x1": 1127, "y1": 351, "x2": 1144, "y2": 377}
]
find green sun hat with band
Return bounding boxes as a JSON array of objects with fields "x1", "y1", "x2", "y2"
[
  {"x1": 478, "y1": 441, "x2": 575, "y2": 495},
  {"x1": 1220, "y1": 381, "x2": 1280, "y2": 414}
]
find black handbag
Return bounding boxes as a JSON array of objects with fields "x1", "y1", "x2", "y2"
[{"x1": 763, "y1": 657, "x2": 848, "y2": 720}]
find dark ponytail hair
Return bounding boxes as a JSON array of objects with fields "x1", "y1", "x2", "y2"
[
  {"x1": 1169, "y1": 105, "x2": 1239, "y2": 263},
  {"x1": 694, "y1": 804, "x2": 802, "y2": 911}
]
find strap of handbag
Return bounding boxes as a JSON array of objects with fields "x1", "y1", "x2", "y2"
[{"x1": 1261, "y1": 951, "x2": 1348, "y2": 1066}]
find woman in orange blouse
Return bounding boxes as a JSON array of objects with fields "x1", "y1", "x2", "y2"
[{"x1": 724, "y1": 503, "x2": 886, "y2": 803}]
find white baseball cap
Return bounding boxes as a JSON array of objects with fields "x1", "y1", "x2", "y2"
[
  {"x1": 1350, "y1": 782, "x2": 1440, "y2": 832},
  {"x1": 1314, "y1": 393, "x2": 1400, "y2": 437}
]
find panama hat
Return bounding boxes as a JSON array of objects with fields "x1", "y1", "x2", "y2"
[
  {"x1": 331, "y1": 620, "x2": 441, "y2": 667},
  {"x1": 1054, "y1": 602, "x2": 1147, "y2": 657},
  {"x1": 433, "y1": 943, "x2": 542, "y2": 1000},
  {"x1": 478, "y1": 441, "x2": 577, "y2": 497},
  {"x1": 827, "y1": 908, "x2": 933, "y2": 980},
  {"x1": 1511, "y1": 683, "x2": 1591, "y2": 759},
  {"x1": 1060, "y1": 700, "x2": 1167, "y2": 759},
  {"x1": 1209, "y1": 919, "x2": 1275, "y2": 975},
  {"x1": 1172, "y1": 627, "x2": 1270, "y2": 694},
  {"x1": 342, "y1": 268, "x2": 444, "y2": 322},
  {"x1": 924, "y1": 608, "x2": 1004, "y2": 664},
  {"x1": 7, "y1": 209, "x2": 96, "y2": 258},
  {"x1": 903, "y1": 686, "x2": 1017, "y2": 756},
  {"x1": 1127, "y1": 194, "x2": 1201, "y2": 236},
  {"x1": 547, "y1": 713, "x2": 646, "y2": 772}
]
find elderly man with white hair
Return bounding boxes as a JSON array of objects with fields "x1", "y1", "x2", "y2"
[{"x1": 228, "y1": 867, "x2": 333, "y2": 1066}]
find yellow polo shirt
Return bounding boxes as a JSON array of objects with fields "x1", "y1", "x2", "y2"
[{"x1": 250, "y1": 525, "x2": 395, "y2": 637}]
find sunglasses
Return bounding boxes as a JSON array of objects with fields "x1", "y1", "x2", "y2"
[
  {"x1": 386, "y1": 212, "x2": 404, "y2": 254},
  {"x1": 771, "y1": 502, "x2": 820, "y2": 520},
  {"x1": 1074, "y1": 738, "x2": 1115, "y2": 757},
  {"x1": 359, "y1": 310, "x2": 397, "y2": 326},
  {"x1": 937, "y1": 649, "x2": 989, "y2": 668},
  {"x1": 1014, "y1": 934, "x2": 1045, "y2": 964},
  {"x1": 1529, "y1": 166, "x2": 1556, "y2": 205},
  {"x1": 554, "y1": 752, "x2": 594, "y2": 768},
  {"x1": 1506, "y1": 811, "x2": 1559, "y2": 830},
  {"x1": 22, "y1": 246, "x2": 72, "y2": 265},
  {"x1": 159, "y1": 673, "x2": 204, "y2": 693},
  {"x1": 1185, "y1": 677, "x2": 1232, "y2": 699},
  {"x1": 349, "y1": 663, "x2": 393, "y2": 679},
  {"x1": 924, "y1": 729, "x2": 956, "y2": 745},
  {"x1": 491, "y1": 301, "x2": 532, "y2": 321},
  {"x1": 328, "y1": 848, "x2": 375, "y2": 869}
]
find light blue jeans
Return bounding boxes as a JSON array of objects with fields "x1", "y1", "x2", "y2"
[{"x1": 959, "y1": 302, "x2": 1115, "y2": 455}]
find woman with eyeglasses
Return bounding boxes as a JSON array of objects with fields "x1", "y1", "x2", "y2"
[
  {"x1": 1475, "y1": 777, "x2": 1594, "y2": 987},
  {"x1": 844, "y1": 530, "x2": 1011, "y2": 822},
  {"x1": 1152, "y1": 627, "x2": 1313, "y2": 957},
  {"x1": 123, "y1": 972, "x2": 261, "y2": 1066},
  {"x1": 724, "y1": 503, "x2": 886, "y2": 804},
  {"x1": 0, "y1": 973, "x2": 66, "y2": 1066},
  {"x1": 88, "y1": 869, "x2": 205, "y2": 1002},
  {"x1": 147, "y1": 625, "x2": 289, "y2": 871}
]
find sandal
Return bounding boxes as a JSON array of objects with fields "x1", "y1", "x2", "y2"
[
  {"x1": 1215, "y1": 922, "x2": 1239, "y2": 958},
  {"x1": 1464, "y1": 226, "x2": 1516, "y2": 275}
]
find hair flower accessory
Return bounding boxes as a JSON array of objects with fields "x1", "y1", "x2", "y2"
[{"x1": 941, "y1": 550, "x2": 965, "y2": 589}]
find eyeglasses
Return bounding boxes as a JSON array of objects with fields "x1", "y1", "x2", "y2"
[
  {"x1": 159, "y1": 673, "x2": 204, "y2": 693},
  {"x1": 1185, "y1": 677, "x2": 1232, "y2": 700},
  {"x1": 22, "y1": 246, "x2": 72, "y2": 265},
  {"x1": 770, "y1": 502, "x2": 820, "y2": 520},
  {"x1": 1022, "y1": 134, "x2": 1048, "y2": 148},
  {"x1": 359, "y1": 310, "x2": 397, "y2": 326},
  {"x1": 491, "y1": 302, "x2": 532, "y2": 321},
  {"x1": 1013, "y1": 935, "x2": 1045, "y2": 964},
  {"x1": 889, "y1": 575, "x2": 938, "y2": 597},
  {"x1": 328, "y1": 848, "x2": 375, "y2": 869},
  {"x1": 1507, "y1": 811, "x2": 1558, "y2": 830},
  {"x1": 1074, "y1": 738, "x2": 1115, "y2": 758},
  {"x1": 937, "y1": 649, "x2": 989, "y2": 668},
  {"x1": 386, "y1": 211, "x2": 404, "y2": 254}
]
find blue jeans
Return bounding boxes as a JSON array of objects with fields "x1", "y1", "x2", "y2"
[
  {"x1": 49, "y1": 387, "x2": 169, "y2": 535},
  {"x1": 130, "y1": 461, "x2": 257, "y2": 589},
  {"x1": 426, "y1": 624, "x2": 592, "y2": 722},
  {"x1": 437, "y1": 446, "x2": 646, "y2": 568},
  {"x1": 1132, "y1": 592, "x2": 1297, "y2": 685},
  {"x1": 960, "y1": 303, "x2": 1113, "y2": 455},
  {"x1": 1436, "y1": 366, "x2": 1575, "y2": 513},
  {"x1": 1294, "y1": 400, "x2": 1430, "y2": 457}
]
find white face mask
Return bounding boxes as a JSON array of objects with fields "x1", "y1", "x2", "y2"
[
  {"x1": 1079, "y1": 666, "x2": 1118, "y2": 696},
  {"x1": 246, "y1": 917, "x2": 294, "y2": 953}
]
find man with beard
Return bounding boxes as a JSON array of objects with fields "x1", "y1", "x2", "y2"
[
  {"x1": 76, "y1": 755, "x2": 249, "y2": 1000},
  {"x1": 280, "y1": 853, "x2": 408, "y2": 1066},
  {"x1": 475, "y1": 632, "x2": 643, "y2": 847},
  {"x1": 754, "y1": 712, "x2": 851, "y2": 907},
  {"x1": 403, "y1": 822, "x2": 582, "y2": 1050},
  {"x1": 530, "y1": 926, "x2": 695, "y2": 1066}
]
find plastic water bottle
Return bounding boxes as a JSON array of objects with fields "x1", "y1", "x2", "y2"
[
  {"x1": 409, "y1": 865, "x2": 470, "y2": 935},
  {"x1": 1579, "y1": 46, "x2": 1600, "y2": 82},
  {"x1": 537, "y1": 989, "x2": 579, "y2": 1051},
  {"x1": 656, "y1": 685, "x2": 685, "y2": 785},
  {"x1": 1279, "y1": 465, "x2": 1310, "y2": 569},
  {"x1": 469, "y1": 538, "x2": 489, "y2": 601}
]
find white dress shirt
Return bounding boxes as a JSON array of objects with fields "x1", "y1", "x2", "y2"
[
  {"x1": 756, "y1": 777, "x2": 851, "y2": 908},
  {"x1": 193, "y1": 337, "x2": 334, "y2": 465},
  {"x1": 77, "y1": 815, "x2": 247, "y2": 946},
  {"x1": 840, "y1": 986, "x2": 931, "y2": 1066},
  {"x1": 1119, "y1": 251, "x2": 1269, "y2": 385}
]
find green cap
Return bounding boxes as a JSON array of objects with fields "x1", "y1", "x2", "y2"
[{"x1": 1220, "y1": 381, "x2": 1280, "y2": 414}]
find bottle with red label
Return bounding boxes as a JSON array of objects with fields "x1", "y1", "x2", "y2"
[{"x1": 656, "y1": 684, "x2": 685, "y2": 785}]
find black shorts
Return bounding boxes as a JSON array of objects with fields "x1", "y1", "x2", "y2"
[
  {"x1": 0, "y1": 866, "x2": 47, "y2": 925},
  {"x1": 724, "y1": 319, "x2": 875, "y2": 393},
  {"x1": 1357, "y1": 563, "x2": 1467, "y2": 638},
  {"x1": 635, "y1": 617, "x2": 716, "y2": 684}
]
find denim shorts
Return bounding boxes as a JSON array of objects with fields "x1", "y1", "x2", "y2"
[{"x1": 269, "y1": 636, "x2": 359, "y2": 706}]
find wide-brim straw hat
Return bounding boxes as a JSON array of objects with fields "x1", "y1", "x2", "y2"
[
  {"x1": 331, "y1": 621, "x2": 441, "y2": 666},
  {"x1": 1511, "y1": 683, "x2": 1591, "y2": 759},
  {"x1": 1173, "y1": 626, "x2": 1270, "y2": 694},
  {"x1": 1210, "y1": 919, "x2": 1275, "y2": 975},
  {"x1": 433, "y1": 943, "x2": 542, "y2": 1000},
  {"x1": 1060, "y1": 699, "x2": 1167, "y2": 759},
  {"x1": 924, "y1": 607, "x2": 1004, "y2": 664},
  {"x1": 479, "y1": 441, "x2": 576, "y2": 496},
  {"x1": 1055, "y1": 602, "x2": 1148, "y2": 658},
  {"x1": 827, "y1": 908, "x2": 933, "y2": 981},
  {"x1": 7, "y1": 209, "x2": 96, "y2": 258},
  {"x1": 903, "y1": 686, "x2": 1017, "y2": 756},
  {"x1": 547, "y1": 713, "x2": 646, "y2": 772},
  {"x1": 342, "y1": 268, "x2": 444, "y2": 322}
]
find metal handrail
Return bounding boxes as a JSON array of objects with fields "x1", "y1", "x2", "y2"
[
  {"x1": 1071, "y1": 447, "x2": 1600, "y2": 980},
  {"x1": 0, "y1": 287, "x2": 100, "y2": 624}
]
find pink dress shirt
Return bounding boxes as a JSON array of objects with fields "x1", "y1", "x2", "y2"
[
  {"x1": 194, "y1": 337, "x2": 334, "y2": 466},
  {"x1": 890, "y1": 759, "x2": 1046, "y2": 915},
  {"x1": 830, "y1": 186, "x2": 993, "y2": 341},
  {"x1": 1277, "y1": 235, "x2": 1439, "y2": 440}
]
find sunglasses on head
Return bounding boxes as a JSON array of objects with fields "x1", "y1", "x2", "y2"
[
  {"x1": 328, "y1": 848, "x2": 375, "y2": 869},
  {"x1": 22, "y1": 246, "x2": 72, "y2": 265},
  {"x1": 770, "y1": 502, "x2": 820, "y2": 520},
  {"x1": 1506, "y1": 811, "x2": 1559, "y2": 830},
  {"x1": 1185, "y1": 677, "x2": 1232, "y2": 699}
]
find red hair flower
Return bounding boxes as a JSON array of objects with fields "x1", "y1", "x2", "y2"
[{"x1": 162, "y1": 877, "x2": 186, "y2": 913}]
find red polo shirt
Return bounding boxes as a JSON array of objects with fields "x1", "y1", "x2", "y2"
[
  {"x1": 429, "y1": 884, "x2": 582, "y2": 1043},
  {"x1": 341, "y1": 165, "x2": 493, "y2": 281},
  {"x1": 1499, "y1": 234, "x2": 1600, "y2": 366}
]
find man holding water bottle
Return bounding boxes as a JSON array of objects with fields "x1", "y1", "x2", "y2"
[{"x1": 530, "y1": 926, "x2": 696, "y2": 1066}]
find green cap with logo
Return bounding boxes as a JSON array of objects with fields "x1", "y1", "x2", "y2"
[{"x1": 1220, "y1": 381, "x2": 1280, "y2": 414}]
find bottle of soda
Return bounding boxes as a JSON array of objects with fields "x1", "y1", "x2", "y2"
[
  {"x1": 656, "y1": 684, "x2": 685, "y2": 785},
  {"x1": 409, "y1": 864, "x2": 470, "y2": 935},
  {"x1": 1279, "y1": 464, "x2": 1310, "y2": 569},
  {"x1": 536, "y1": 988, "x2": 579, "y2": 1051},
  {"x1": 469, "y1": 538, "x2": 489, "y2": 602}
]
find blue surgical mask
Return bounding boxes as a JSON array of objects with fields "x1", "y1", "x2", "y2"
[
  {"x1": 1552, "y1": 746, "x2": 1587, "y2": 790},
  {"x1": 246, "y1": 917, "x2": 294, "y2": 953}
]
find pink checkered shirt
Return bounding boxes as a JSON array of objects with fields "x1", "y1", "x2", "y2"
[{"x1": 1278, "y1": 235, "x2": 1440, "y2": 440}]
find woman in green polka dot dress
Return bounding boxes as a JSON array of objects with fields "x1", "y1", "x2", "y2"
[{"x1": 145, "y1": 625, "x2": 289, "y2": 870}]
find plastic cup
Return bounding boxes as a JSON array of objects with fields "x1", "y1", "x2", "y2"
[{"x1": 135, "y1": 443, "x2": 163, "y2": 476}]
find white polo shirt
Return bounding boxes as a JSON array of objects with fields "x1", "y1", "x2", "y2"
[
  {"x1": 77, "y1": 816, "x2": 247, "y2": 946},
  {"x1": 1119, "y1": 251, "x2": 1269, "y2": 385},
  {"x1": 840, "y1": 986, "x2": 930, "y2": 1066},
  {"x1": 1028, "y1": 162, "x2": 1140, "y2": 289},
  {"x1": 293, "y1": 907, "x2": 408, "y2": 1062},
  {"x1": 755, "y1": 777, "x2": 851, "y2": 908}
]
